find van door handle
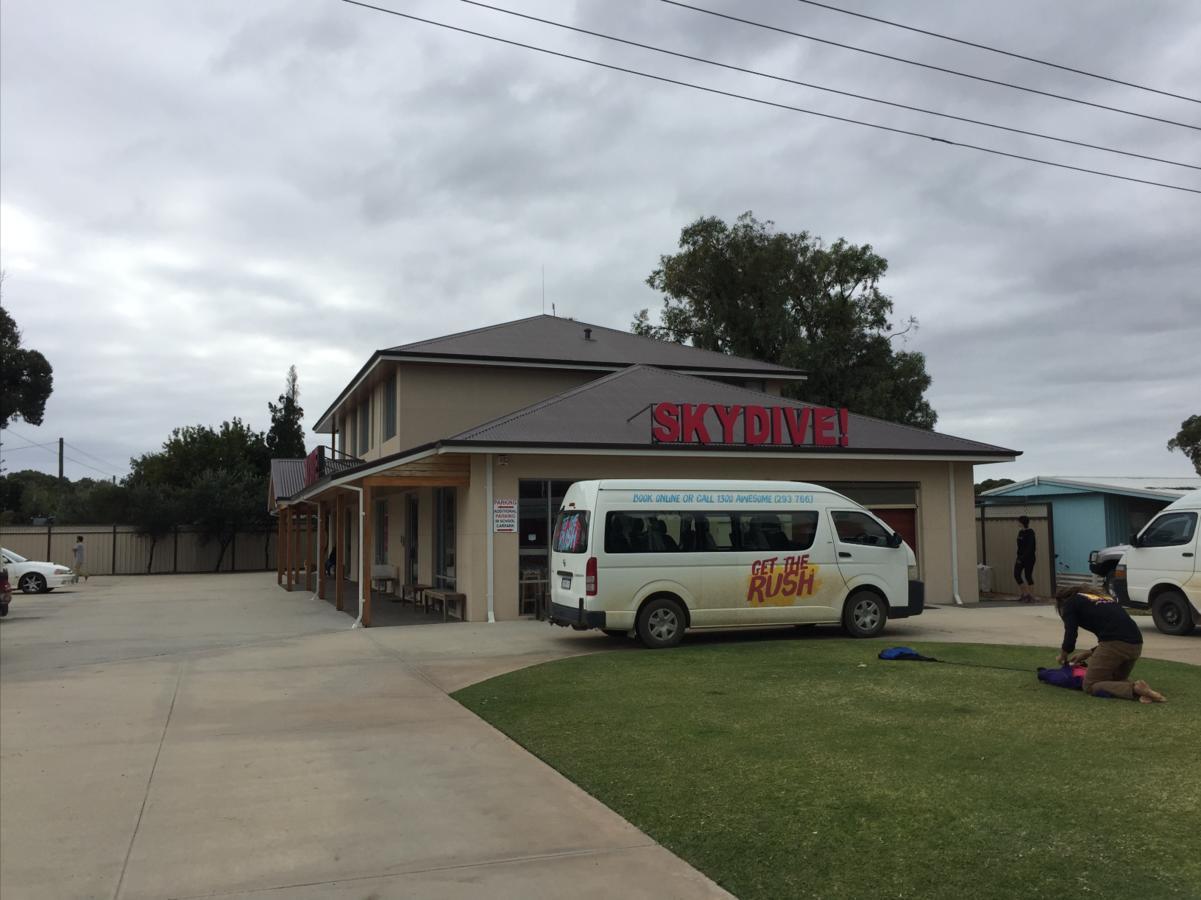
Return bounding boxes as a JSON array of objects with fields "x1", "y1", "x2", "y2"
[
  {"x1": 1184, "y1": 552, "x2": 1195, "y2": 557},
  {"x1": 839, "y1": 551, "x2": 852, "y2": 558}
]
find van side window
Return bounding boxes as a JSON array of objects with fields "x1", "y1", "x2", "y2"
[
  {"x1": 1140, "y1": 512, "x2": 1197, "y2": 548},
  {"x1": 604, "y1": 512, "x2": 735, "y2": 553},
  {"x1": 832, "y1": 511, "x2": 892, "y2": 546},
  {"x1": 738, "y1": 512, "x2": 819, "y2": 551}
]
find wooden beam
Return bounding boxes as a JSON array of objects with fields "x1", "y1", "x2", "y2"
[
  {"x1": 335, "y1": 494, "x2": 345, "y2": 611},
  {"x1": 359, "y1": 474, "x2": 470, "y2": 489},
  {"x1": 317, "y1": 501, "x2": 328, "y2": 601},
  {"x1": 362, "y1": 485, "x2": 373, "y2": 627}
]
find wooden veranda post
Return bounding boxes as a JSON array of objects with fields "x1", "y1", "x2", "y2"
[
  {"x1": 303, "y1": 505, "x2": 312, "y2": 592},
  {"x1": 285, "y1": 508, "x2": 294, "y2": 591},
  {"x1": 317, "y1": 501, "x2": 328, "y2": 600},
  {"x1": 276, "y1": 512, "x2": 283, "y2": 585},
  {"x1": 362, "y1": 485, "x2": 373, "y2": 627},
  {"x1": 335, "y1": 493, "x2": 345, "y2": 611}
]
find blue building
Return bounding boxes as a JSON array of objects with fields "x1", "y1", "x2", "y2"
[{"x1": 979, "y1": 476, "x2": 1201, "y2": 575}]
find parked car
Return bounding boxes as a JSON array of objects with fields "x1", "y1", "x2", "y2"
[
  {"x1": 0, "y1": 548, "x2": 78, "y2": 594},
  {"x1": 1110, "y1": 489, "x2": 1201, "y2": 636},
  {"x1": 1088, "y1": 543, "x2": 1129, "y2": 593}
]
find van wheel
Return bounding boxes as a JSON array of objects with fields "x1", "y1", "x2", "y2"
[
  {"x1": 1152, "y1": 590, "x2": 1196, "y2": 636},
  {"x1": 636, "y1": 597, "x2": 686, "y2": 649},
  {"x1": 842, "y1": 591, "x2": 887, "y2": 638}
]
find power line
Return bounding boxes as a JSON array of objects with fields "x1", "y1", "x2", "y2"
[
  {"x1": 661, "y1": 1, "x2": 1201, "y2": 133},
  {"x1": 458, "y1": 0, "x2": 1200, "y2": 172},
  {"x1": 792, "y1": 0, "x2": 1200, "y2": 104},
  {"x1": 341, "y1": 1, "x2": 1201, "y2": 195},
  {"x1": 3, "y1": 430, "x2": 58, "y2": 450},
  {"x1": 3, "y1": 430, "x2": 123, "y2": 478},
  {"x1": 65, "y1": 441, "x2": 125, "y2": 475}
]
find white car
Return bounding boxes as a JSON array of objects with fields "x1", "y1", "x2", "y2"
[{"x1": 0, "y1": 548, "x2": 78, "y2": 594}]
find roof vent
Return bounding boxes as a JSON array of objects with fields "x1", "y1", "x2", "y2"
[{"x1": 583, "y1": 327, "x2": 593, "y2": 341}]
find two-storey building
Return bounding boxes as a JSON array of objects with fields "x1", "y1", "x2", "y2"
[{"x1": 273, "y1": 314, "x2": 1017, "y2": 625}]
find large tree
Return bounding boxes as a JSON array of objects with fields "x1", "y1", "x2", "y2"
[
  {"x1": 266, "y1": 365, "x2": 307, "y2": 459},
  {"x1": 634, "y1": 213, "x2": 937, "y2": 428},
  {"x1": 1167, "y1": 415, "x2": 1201, "y2": 474},
  {"x1": 1, "y1": 280, "x2": 55, "y2": 429},
  {"x1": 129, "y1": 419, "x2": 271, "y2": 570}
]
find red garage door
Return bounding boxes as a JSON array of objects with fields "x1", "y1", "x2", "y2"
[{"x1": 871, "y1": 507, "x2": 917, "y2": 557}]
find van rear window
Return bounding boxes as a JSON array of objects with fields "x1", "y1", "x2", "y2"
[{"x1": 552, "y1": 511, "x2": 590, "y2": 553}]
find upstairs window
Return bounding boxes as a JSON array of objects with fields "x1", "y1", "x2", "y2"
[{"x1": 383, "y1": 375, "x2": 398, "y2": 441}]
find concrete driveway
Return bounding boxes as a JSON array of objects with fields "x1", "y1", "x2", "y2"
[
  {"x1": 2, "y1": 578, "x2": 1196, "y2": 899},
  {"x1": 0, "y1": 575, "x2": 728, "y2": 900}
]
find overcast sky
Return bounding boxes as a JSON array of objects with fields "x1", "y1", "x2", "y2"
[{"x1": 2, "y1": 0, "x2": 1199, "y2": 486}]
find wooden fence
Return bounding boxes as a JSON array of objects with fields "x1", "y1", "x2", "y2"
[
  {"x1": 0, "y1": 524, "x2": 314, "y2": 576},
  {"x1": 975, "y1": 503, "x2": 1055, "y2": 597}
]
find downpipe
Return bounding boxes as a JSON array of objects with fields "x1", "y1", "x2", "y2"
[{"x1": 486, "y1": 453, "x2": 496, "y2": 623}]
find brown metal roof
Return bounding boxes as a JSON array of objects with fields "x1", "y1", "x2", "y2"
[
  {"x1": 443, "y1": 365, "x2": 1018, "y2": 458},
  {"x1": 387, "y1": 315, "x2": 805, "y2": 375},
  {"x1": 269, "y1": 459, "x2": 307, "y2": 504}
]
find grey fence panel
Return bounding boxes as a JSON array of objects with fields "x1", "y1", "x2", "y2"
[{"x1": 0, "y1": 524, "x2": 278, "y2": 575}]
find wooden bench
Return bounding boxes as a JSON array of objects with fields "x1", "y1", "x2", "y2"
[
  {"x1": 423, "y1": 589, "x2": 466, "y2": 622},
  {"x1": 371, "y1": 565, "x2": 399, "y2": 600},
  {"x1": 402, "y1": 582, "x2": 432, "y2": 608}
]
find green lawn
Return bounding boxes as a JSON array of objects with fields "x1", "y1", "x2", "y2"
[{"x1": 454, "y1": 635, "x2": 1201, "y2": 900}]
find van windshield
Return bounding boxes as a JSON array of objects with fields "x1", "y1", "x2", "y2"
[{"x1": 552, "y1": 510, "x2": 590, "y2": 553}]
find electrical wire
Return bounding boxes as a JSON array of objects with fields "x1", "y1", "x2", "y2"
[
  {"x1": 340, "y1": 1, "x2": 1201, "y2": 195},
  {"x1": 3, "y1": 430, "x2": 123, "y2": 478},
  {"x1": 65, "y1": 442, "x2": 125, "y2": 475},
  {"x1": 660, "y1": 1, "x2": 1201, "y2": 133},
  {"x1": 792, "y1": 0, "x2": 1200, "y2": 105},
  {"x1": 459, "y1": 0, "x2": 1201, "y2": 172}
]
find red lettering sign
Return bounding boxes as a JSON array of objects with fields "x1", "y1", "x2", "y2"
[
  {"x1": 649, "y1": 403, "x2": 850, "y2": 448},
  {"x1": 651, "y1": 403, "x2": 681, "y2": 443}
]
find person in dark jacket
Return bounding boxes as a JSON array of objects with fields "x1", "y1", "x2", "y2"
[
  {"x1": 1054, "y1": 585, "x2": 1165, "y2": 703},
  {"x1": 1014, "y1": 515, "x2": 1037, "y2": 602}
]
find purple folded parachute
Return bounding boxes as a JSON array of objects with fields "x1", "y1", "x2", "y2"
[{"x1": 1037, "y1": 664, "x2": 1087, "y2": 690}]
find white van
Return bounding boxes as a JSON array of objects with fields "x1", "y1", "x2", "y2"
[
  {"x1": 548, "y1": 479, "x2": 923, "y2": 648},
  {"x1": 1114, "y1": 488, "x2": 1201, "y2": 635}
]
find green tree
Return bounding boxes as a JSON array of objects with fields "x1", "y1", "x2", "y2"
[
  {"x1": 266, "y1": 365, "x2": 307, "y2": 459},
  {"x1": 635, "y1": 212, "x2": 937, "y2": 428},
  {"x1": 1, "y1": 278, "x2": 55, "y2": 429},
  {"x1": 1167, "y1": 415, "x2": 1201, "y2": 474},
  {"x1": 129, "y1": 419, "x2": 271, "y2": 570},
  {"x1": 975, "y1": 478, "x2": 1016, "y2": 496},
  {"x1": 126, "y1": 482, "x2": 183, "y2": 573}
]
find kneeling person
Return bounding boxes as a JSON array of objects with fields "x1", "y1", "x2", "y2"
[{"x1": 1054, "y1": 585, "x2": 1165, "y2": 703}]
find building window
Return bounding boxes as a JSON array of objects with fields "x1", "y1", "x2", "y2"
[
  {"x1": 383, "y1": 374, "x2": 397, "y2": 441},
  {"x1": 518, "y1": 479, "x2": 578, "y2": 618},
  {"x1": 358, "y1": 397, "x2": 370, "y2": 451},
  {"x1": 374, "y1": 499, "x2": 389, "y2": 564}
]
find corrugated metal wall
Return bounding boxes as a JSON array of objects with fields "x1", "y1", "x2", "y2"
[{"x1": 0, "y1": 525, "x2": 301, "y2": 575}]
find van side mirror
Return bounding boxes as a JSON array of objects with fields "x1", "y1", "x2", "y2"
[
  {"x1": 1128, "y1": 532, "x2": 1141, "y2": 548},
  {"x1": 887, "y1": 532, "x2": 904, "y2": 549}
]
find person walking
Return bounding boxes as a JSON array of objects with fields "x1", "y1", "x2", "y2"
[
  {"x1": 1054, "y1": 585, "x2": 1165, "y2": 703},
  {"x1": 72, "y1": 535, "x2": 89, "y2": 583},
  {"x1": 1014, "y1": 515, "x2": 1036, "y2": 602}
]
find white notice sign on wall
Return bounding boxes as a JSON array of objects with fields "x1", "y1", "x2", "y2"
[{"x1": 493, "y1": 498, "x2": 517, "y2": 533}]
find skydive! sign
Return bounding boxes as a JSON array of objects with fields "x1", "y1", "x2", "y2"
[{"x1": 650, "y1": 402, "x2": 850, "y2": 448}]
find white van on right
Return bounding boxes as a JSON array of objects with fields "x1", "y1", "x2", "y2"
[{"x1": 1115, "y1": 488, "x2": 1201, "y2": 635}]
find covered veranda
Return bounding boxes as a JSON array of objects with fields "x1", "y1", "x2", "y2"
[{"x1": 274, "y1": 453, "x2": 471, "y2": 627}]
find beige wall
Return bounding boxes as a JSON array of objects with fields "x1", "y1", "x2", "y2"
[{"x1": 457, "y1": 452, "x2": 983, "y2": 623}]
